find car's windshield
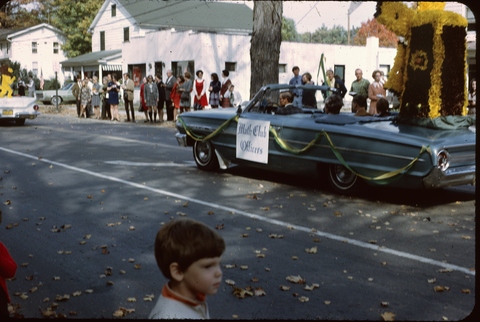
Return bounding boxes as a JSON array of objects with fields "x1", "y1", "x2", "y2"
[{"x1": 61, "y1": 83, "x2": 74, "y2": 90}]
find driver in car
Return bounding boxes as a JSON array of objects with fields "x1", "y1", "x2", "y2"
[{"x1": 276, "y1": 91, "x2": 303, "y2": 115}]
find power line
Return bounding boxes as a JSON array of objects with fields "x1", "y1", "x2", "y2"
[{"x1": 294, "y1": 1, "x2": 320, "y2": 30}]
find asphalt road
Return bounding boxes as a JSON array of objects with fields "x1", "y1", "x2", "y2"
[{"x1": 0, "y1": 113, "x2": 476, "y2": 320}]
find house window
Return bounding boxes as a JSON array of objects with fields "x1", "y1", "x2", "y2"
[
  {"x1": 225, "y1": 62, "x2": 236, "y2": 72},
  {"x1": 111, "y1": 4, "x2": 116, "y2": 17},
  {"x1": 32, "y1": 42, "x2": 38, "y2": 54},
  {"x1": 124, "y1": 27, "x2": 129, "y2": 42},
  {"x1": 278, "y1": 64, "x2": 287, "y2": 73},
  {"x1": 53, "y1": 42, "x2": 59, "y2": 54},
  {"x1": 100, "y1": 31, "x2": 105, "y2": 51},
  {"x1": 32, "y1": 62, "x2": 38, "y2": 76}
]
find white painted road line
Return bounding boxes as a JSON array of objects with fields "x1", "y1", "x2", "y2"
[
  {"x1": 104, "y1": 161, "x2": 196, "y2": 167},
  {"x1": 0, "y1": 146, "x2": 474, "y2": 276}
]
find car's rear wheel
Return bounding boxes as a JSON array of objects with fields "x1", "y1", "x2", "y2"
[
  {"x1": 15, "y1": 119, "x2": 26, "y2": 126},
  {"x1": 51, "y1": 96, "x2": 62, "y2": 105},
  {"x1": 193, "y1": 140, "x2": 219, "y2": 171},
  {"x1": 327, "y1": 164, "x2": 362, "y2": 194}
]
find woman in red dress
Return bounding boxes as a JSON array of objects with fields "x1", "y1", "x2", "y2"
[
  {"x1": 193, "y1": 70, "x2": 208, "y2": 110},
  {"x1": 171, "y1": 75, "x2": 184, "y2": 120},
  {"x1": 139, "y1": 77, "x2": 149, "y2": 122}
]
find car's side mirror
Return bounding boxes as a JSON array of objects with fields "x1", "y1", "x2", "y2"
[{"x1": 236, "y1": 106, "x2": 242, "y2": 114}]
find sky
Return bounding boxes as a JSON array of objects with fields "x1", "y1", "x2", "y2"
[{"x1": 240, "y1": 1, "x2": 378, "y2": 33}]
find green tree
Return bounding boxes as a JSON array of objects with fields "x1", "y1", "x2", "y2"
[
  {"x1": 281, "y1": 16, "x2": 298, "y2": 41},
  {"x1": 49, "y1": 0, "x2": 102, "y2": 58},
  {"x1": 309, "y1": 24, "x2": 348, "y2": 44},
  {"x1": 0, "y1": 0, "x2": 44, "y2": 28}
]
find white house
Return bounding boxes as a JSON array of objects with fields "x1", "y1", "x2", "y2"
[{"x1": 0, "y1": 23, "x2": 67, "y2": 85}]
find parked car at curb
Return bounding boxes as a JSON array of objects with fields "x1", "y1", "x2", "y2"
[
  {"x1": 175, "y1": 84, "x2": 476, "y2": 194},
  {"x1": 35, "y1": 82, "x2": 76, "y2": 105},
  {"x1": 0, "y1": 97, "x2": 40, "y2": 125}
]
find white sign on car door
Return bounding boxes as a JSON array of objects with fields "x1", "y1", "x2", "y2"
[{"x1": 236, "y1": 118, "x2": 270, "y2": 164}]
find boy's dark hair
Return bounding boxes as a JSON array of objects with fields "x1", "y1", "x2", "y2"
[
  {"x1": 325, "y1": 94, "x2": 344, "y2": 114},
  {"x1": 352, "y1": 94, "x2": 367, "y2": 109},
  {"x1": 376, "y1": 97, "x2": 390, "y2": 113},
  {"x1": 154, "y1": 219, "x2": 225, "y2": 279},
  {"x1": 222, "y1": 70, "x2": 229, "y2": 77}
]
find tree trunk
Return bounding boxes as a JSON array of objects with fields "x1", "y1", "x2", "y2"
[{"x1": 249, "y1": 1, "x2": 283, "y2": 99}]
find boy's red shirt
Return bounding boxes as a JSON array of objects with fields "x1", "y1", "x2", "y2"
[{"x1": 0, "y1": 242, "x2": 17, "y2": 302}]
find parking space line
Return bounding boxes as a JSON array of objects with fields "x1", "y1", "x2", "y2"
[{"x1": 1, "y1": 146, "x2": 474, "y2": 276}]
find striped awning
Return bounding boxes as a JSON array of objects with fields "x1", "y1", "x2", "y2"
[{"x1": 102, "y1": 65, "x2": 122, "y2": 71}]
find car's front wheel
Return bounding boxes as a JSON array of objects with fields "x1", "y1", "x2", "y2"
[
  {"x1": 51, "y1": 96, "x2": 62, "y2": 105},
  {"x1": 327, "y1": 164, "x2": 362, "y2": 194},
  {"x1": 193, "y1": 140, "x2": 219, "y2": 171}
]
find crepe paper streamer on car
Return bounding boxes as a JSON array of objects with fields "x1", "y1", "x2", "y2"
[
  {"x1": 177, "y1": 115, "x2": 239, "y2": 141},
  {"x1": 177, "y1": 115, "x2": 432, "y2": 183}
]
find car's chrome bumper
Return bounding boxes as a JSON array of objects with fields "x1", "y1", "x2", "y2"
[
  {"x1": 175, "y1": 133, "x2": 188, "y2": 147},
  {"x1": 423, "y1": 165, "x2": 476, "y2": 188},
  {"x1": 0, "y1": 112, "x2": 40, "y2": 119}
]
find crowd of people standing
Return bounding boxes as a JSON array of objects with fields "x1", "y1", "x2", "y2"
[
  {"x1": 288, "y1": 65, "x2": 393, "y2": 116},
  {"x1": 69, "y1": 69, "x2": 242, "y2": 124}
]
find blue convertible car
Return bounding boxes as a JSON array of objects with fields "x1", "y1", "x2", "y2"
[{"x1": 175, "y1": 84, "x2": 475, "y2": 194}]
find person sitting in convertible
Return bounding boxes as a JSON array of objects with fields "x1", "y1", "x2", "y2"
[
  {"x1": 375, "y1": 97, "x2": 391, "y2": 117},
  {"x1": 351, "y1": 94, "x2": 372, "y2": 116},
  {"x1": 324, "y1": 94, "x2": 344, "y2": 114},
  {"x1": 276, "y1": 91, "x2": 303, "y2": 115}
]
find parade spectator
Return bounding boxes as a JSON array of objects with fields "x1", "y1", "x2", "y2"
[
  {"x1": 368, "y1": 70, "x2": 387, "y2": 115},
  {"x1": 350, "y1": 68, "x2": 370, "y2": 97},
  {"x1": 301, "y1": 72, "x2": 317, "y2": 108},
  {"x1": 91, "y1": 76, "x2": 102, "y2": 119},
  {"x1": 26, "y1": 75, "x2": 35, "y2": 97},
  {"x1": 208, "y1": 73, "x2": 221, "y2": 108},
  {"x1": 228, "y1": 84, "x2": 242, "y2": 107},
  {"x1": 1, "y1": 212, "x2": 17, "y2": 319},
  {"x1": 171, "y1": 75, "x2": 184, "y2": 121},
  {"x1": 289, "y1": 66, "x2": 303, "y2": 106},
  {"x1": 351, "y1": 94, "x2": 372, "y2": 116},
  {"x1": 144, "y1": 75, "x2": 159, "y2": 123},
  {"x1": 17, "y1": 80, "x2": 26, "y2": 96},
  {"x1": 108, "y1": 74, "x2": 121, "y2": 121},
  {"x1": 220, "y1": 70, "x2": 232, "y2": 108},
  {"x1": 0, "y1": 241, "x2": 16, "y2": 319},
  {"x1": 179, "y1": 72, "x2": 193, "y2": 113},
  {"x1": 139, "y1": 77, "x2": 149, "y2": 122},
  {"x1": 148, "y1": 218, "x2": 225, "y2": 319},
  {"x1": 324, "y1": 94, "x2": 344, "y2": 114},
  {"x1": 72, "y1": 75, "x2": 82, "y2": 117},
  {"x1": 101, "y1": 75, "x2": 111, "y2": 120},
  {"x1": 79, "y1": 78, "x2": 91, "y2": 118},
  {"x1": 193, "y1": 70, "x2": 208, "y2": 110},
  {"x1": 164, "y1": 70, "x2": 176, "y2": 121},
  {"x1": 156, "y1": 74, "x2": 166, "y2": 122},
  {"x1": 322, "y1": 69, "x2": 347, "y2": 99},
  {"x1": 122, "y1": 73, "x2": 135, "y2": 122}
]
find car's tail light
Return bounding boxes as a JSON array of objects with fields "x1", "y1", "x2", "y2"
[
  {"x1": 33, "y1": 105, "x2": 39, "y2": 111},
  {"x1": 436, "y1": 150, "x2": 450, "y2": 171}
]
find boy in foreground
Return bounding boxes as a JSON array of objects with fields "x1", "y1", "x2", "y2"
[{"x1": 149, "y1": 219, "x2": 225, "y2": 319}]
